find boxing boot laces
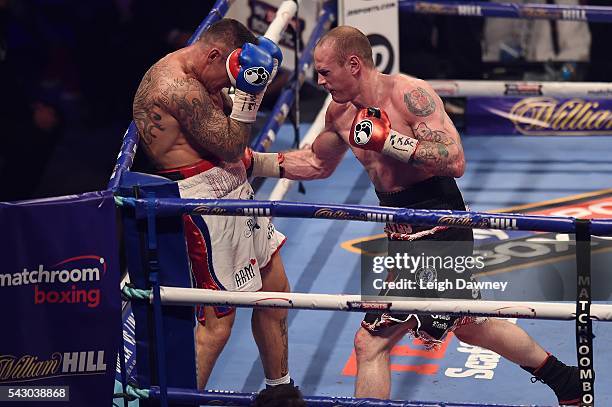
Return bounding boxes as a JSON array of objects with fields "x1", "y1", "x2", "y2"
[{"x1": 521, "y1": 354, "x2": 582, "y2": 406}]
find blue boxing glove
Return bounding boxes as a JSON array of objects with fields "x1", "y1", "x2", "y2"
[
  {"x1": 257, "y1": 37, "x2": 283, "y2": 80},
  {"x1": 227, "y1": 43, "x2": 274, "y2": 94},
  {"x1": 226, "y1": 43, "x2": 274, "y2": 123}
]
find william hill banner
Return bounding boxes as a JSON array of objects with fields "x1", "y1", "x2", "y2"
[
  {"x1": 467, "y1": 97, "x2": 612, "y2": 136},
  {"x1": 0, "y1": 191, "x2": 121, "y2": 406}
]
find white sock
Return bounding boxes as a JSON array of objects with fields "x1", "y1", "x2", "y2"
[{"x1": 265, "y1": 373, "x2": 291, "y2": 387}]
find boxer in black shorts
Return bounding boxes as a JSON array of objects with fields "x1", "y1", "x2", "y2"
[
  {"x1": 250, "y1": 26, "x2": 581, "y2": 405},
  {"x1": 362, "y1": 176, "x2": 484, "y2": 347}
]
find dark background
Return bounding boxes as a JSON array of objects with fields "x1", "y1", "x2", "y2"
[
  {"x1": 0, "y1": 0, "x2": 217, "y2": 201},
  {"x1": 1, "y1": 0, "x2": 610, "y2": 202}
]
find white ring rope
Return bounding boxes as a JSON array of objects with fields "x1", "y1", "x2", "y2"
[
  {"x1": 264, "y1": 0, "x2": 298, "y2": 43},
  {"x1": 228, "y1": 0, "x2": 297, "y2": 102},
  {"x1": 157, "y1": 286, "x2": 612, "y2": 321},
  {"x1": 428, "y1": 79, "x2": 612, "y2": 98}
]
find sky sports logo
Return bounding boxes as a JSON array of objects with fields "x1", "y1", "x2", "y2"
[{"x1": 0, "y1": 255, "x2": 106, "y2": 308}]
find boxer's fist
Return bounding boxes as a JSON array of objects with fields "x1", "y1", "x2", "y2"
[
  {"x1": 350, "y1": 107, "x2": 391, "y2": 152},
  {"x1": 241, "y1": 147, "x2": 255, "y2": 177},
  {"x1": 350, "y1": 107, "x2": 419, "y2": 162},
  {"x1": 240, "y1": 146, "x2": 284, "y2": 178},
  {"x1": 226, "y1": 43, "x2": 274, "y2": 95}
]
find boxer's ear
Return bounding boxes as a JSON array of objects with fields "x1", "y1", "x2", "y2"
[
  {"x1": 208, "y1": 47, "x2": 222, "y2": 62},
  {"x1": 348, "y1": 55, "x2": 361, "y2": 75}
]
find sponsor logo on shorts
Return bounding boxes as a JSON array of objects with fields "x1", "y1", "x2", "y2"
[
  {"x1": 0, "y1": 349, "x2": 107, "y2": 382},
  {"x1": 0, "y1": 255, "x2": 106, "y2": 308},
  {"x1": 244, "y1": 217, "x2": 260, "y2": 238},
  {"x1": 414, "y1": 266, "x2": 437, "y2": 284},
  {"x1": 266, "y1": 223, "x2": 276, "y2": 240},
  {"x1": 235, "y1": 259, "x2": 257, "y2": 289}
]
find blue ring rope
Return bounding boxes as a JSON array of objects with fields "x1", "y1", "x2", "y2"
[
  {"x1": 115, "y1": 196, "x2": 612, "y2": 236},
  {"x1": 144, "y1": 386, "x2": 543, "y2": 406}
]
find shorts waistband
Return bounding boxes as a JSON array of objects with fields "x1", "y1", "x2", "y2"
[
  {"x1": 157, "y1": 159, "x2": 219, "y2": 181},
  {"x1": 375, "y1": 176, "x2": 465, "y2": 209}
]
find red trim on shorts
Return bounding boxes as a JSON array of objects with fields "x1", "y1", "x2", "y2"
[
  {"x1": 261, "y1": 237, "x2": 287, "y2": 270},
  {"x1": 182, "y1": 215, "x2": 234, "y2": 324},
  {"x1": 157, "y1": 159, "x2": 219, "y2": 180},
  {"x1": 182, "y1": 215, "x2": 220, "y2": 291}
]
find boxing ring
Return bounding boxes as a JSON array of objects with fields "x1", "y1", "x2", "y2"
[
  {"x1": 105, "y1": 2, "x2": 612, "y2": 407},
  {"x1": 3, "y1": 1, "x2": 612, "y2": 407}
]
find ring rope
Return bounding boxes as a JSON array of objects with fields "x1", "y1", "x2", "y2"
[
  {"x1": 131, "y1": 286, "x2": 612, "y2": 321},
  {"x1": 251, "y1": 1, "x2": 336, "y2": 153},
  {"x1": 121, "y1": 285, "x2": 150, "y2": 300},
  {"x1": 429, "y1": 79, "x2": 612, "y2": 99},
  {"x1": 145, "y1": 386, "x2": 527, "y2": 407},
  {"x1": 115, "y1": 196, "x2": 612, "y2": 235},
  {"x1": 400, "y1": 0, "x2": 612, "y2": 22}
]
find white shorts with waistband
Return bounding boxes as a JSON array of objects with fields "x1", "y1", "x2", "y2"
[{"x1": 178, "y1": 162, "x2": 286, "y2": 293}]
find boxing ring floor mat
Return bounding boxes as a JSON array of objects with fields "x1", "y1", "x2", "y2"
[{"x1": 116, "y1": 130, "x2": 612, "y2": 406}]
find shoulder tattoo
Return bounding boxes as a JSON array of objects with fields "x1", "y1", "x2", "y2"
[{"x1": 404, "y1": 87, "x2": 436, "y2": 117}]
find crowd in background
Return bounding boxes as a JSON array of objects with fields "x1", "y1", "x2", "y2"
[{"x1": 1, "y1": 0, "x2": 610, "y2": 201}]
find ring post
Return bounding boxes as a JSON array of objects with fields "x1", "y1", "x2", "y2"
[{"x1": 575, "y1": 219, "x2": 594, "y2": 406}]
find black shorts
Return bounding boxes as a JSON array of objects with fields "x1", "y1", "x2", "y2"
[{"x1": 362, "y1": 177, "x2": 483, "y2": 346}]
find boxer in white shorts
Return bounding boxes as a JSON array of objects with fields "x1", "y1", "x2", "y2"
[
  {"x1": 132, "y1": 19, "x2": 292, "y2": 391},
  {"x1": 160, "y1": 160, "x2": 286, "y2": 309}
]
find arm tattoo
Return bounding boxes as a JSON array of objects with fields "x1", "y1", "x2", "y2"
[
  {"x1": 404, "y1": 87, "x2": 436, "y2": 116},
  {"x1": 412, "y1": 122, "x2": 456, "y2": 172},
  {"x1": 133, "y1": 68, "x2": 165, "y2": 146},
  {"x1": 133, "y1": 62, "x2": 250, "y2": 161},
  {"x1": 413, "y1": 122, "x2": 455, "y2": 145},
  {"x1": 168, "y1": 82, "x2": 250, "y2": 161}
]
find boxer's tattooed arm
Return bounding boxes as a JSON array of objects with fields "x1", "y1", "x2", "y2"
[
  {"x1": 404, "y1": 88, "x2": 436, "y2": 117},
  {"x1": 133, "y1": 67, "x2": 165, "y2": 146},
  {"x1": 164, "y1": 77, "x2": 250, "y2": 162},
  {"x1": 411, "y1": 122, "x2": 464, "y2": 176}
]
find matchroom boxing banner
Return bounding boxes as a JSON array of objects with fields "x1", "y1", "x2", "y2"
[
  {"x1": 0, "y1": 191, "x2": 121, "y2": 406},
  {"x1": 466, "y1": 97, "x2": 612, "y2": 136}
]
